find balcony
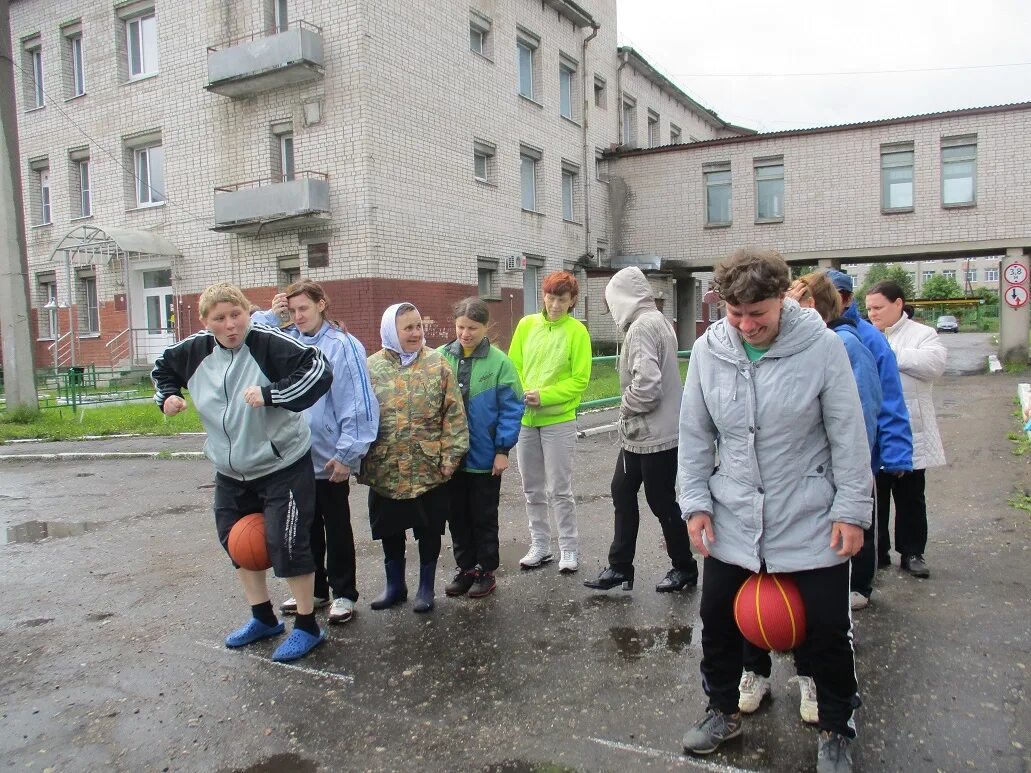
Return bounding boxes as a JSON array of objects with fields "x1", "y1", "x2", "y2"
[
  {"x1": 212, "y1": 171, "x2": 331, "y2": 235},
  {"x1": 206, "y1": 21, "x2": 324, "y2": 99}
]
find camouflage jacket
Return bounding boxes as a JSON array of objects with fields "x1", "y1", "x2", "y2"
[{"x1": 359, "y1": 346, "x2": 469, "y2": 499}]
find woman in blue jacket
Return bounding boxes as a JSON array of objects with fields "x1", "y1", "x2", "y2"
[
  {"x1": 438, "y1": 297, "x2": 524, "y2": 598},
  {"x1": 255, "y1": 281, "x2": 379, "y2": 624}
]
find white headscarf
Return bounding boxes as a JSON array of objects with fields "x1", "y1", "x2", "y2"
[{"x1": 380, "y1": 302, "x2": 422, "y2": 367}]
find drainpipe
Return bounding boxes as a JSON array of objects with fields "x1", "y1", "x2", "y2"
[
  {"x1": 580, "y1": 22, "x2": 599, "y2": 265},
  {"x1": 615, "y1": 49, "x2": 629, "y2": 145}
]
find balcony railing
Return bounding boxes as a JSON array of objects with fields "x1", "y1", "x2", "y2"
[
  {"x1": 213, "y1": 170, "x2": 331, "y2": 235},
  {"x1": 206, "y1": 20, "x2": 324, "y2": 99}
]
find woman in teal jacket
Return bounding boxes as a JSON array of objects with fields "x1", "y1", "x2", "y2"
[
  {"x1": 438, "y1": 297, "x2": 524, "y2": 598},
  {"x1": 508, "y1": 271, "x2": 592, "y2": 574}
]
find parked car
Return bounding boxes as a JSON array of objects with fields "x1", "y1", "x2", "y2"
[{"x1": 936, "y1": 314, "x2": 960, "y2": 333}]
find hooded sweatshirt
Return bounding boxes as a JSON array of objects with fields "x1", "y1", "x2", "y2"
[{"x1": 604, "y1": 267, "x2": 682, "y2": 454}]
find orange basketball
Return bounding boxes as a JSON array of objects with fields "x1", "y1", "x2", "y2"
[
  {"x1": 734, "y1": 572, "x2": 806, "y2": 652},
  {"x1": 227, "y1": 513, "x2": 272, "y2": 571}
]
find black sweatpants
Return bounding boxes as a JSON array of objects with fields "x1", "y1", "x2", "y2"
[
  {"x1": 608, "y1": 447, "x2": 695, "y2": 577},
  {"x1": 702, "y1": 556, "x2": 860, "y2": 738},
  {"x1": 446, "y1": 469, "x2": 502, "y2": 572},
  {"x1": 850, "y1": 485, "x2": 878, "y2": 598},
  {"x1": 310, "y1": 479, "x2": 358, "y2": 602},
  {"x1": 876, "y1": 469, "x2": 927, "y2": 558}
]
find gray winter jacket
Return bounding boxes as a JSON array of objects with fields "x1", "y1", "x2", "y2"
[
  {"x1": 677, "y1": 299, "x2": 872, "y2": 573},
  {"x1": 605, "y1": 267, "x2": 682, "y2": 454}
]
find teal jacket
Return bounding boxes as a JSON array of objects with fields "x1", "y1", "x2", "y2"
[{"x1": 507, "y1": 312, "x2": 592, "y2": 427}]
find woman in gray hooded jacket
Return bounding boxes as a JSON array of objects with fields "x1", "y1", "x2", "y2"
[{"x1": 678, "y1": 248, "x2": 871, "y2": 773}]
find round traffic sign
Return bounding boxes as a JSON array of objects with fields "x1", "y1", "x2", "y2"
[
  {"x1": 1004, "y1": 263, "x2": 1028, "y2": 285},
  {"x1": 1004, "y1": 285, "x2": 1029, "y2": 308}
]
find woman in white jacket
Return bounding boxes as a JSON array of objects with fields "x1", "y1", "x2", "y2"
[{"x1": 864, "y1": 281, "x2": 946, "y2": 579}]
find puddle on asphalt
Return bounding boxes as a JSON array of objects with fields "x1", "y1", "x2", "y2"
[
  {"x1": 603, "y1": 625, "x2": 694, "y2": 661},
  {"x1": 222, "y1": 753, "x2": 318, "y2": 773},
  {"x1": 3, "y1": 520, "x2": 103, "y2": 545}
]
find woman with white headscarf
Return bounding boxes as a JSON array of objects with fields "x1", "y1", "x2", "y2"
[{"x1": 358, "y1": 303, "x2": 468, "y2": 613}]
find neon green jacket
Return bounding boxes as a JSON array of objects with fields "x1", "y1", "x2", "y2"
[{"x1": 508, "y1": 312, "x2": 592, "y2": 427}]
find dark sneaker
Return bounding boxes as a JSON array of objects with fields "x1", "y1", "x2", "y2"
[
  {"x1": 583, "y1": 566, "x2": 633, "y2": 591},
  {"x1": 816, "y1": 731, "x2": 853, "y2": 773},
  {"x1": 656, "y1": 567, "x2": 698, "y2": 592},
  {"x1": 681, "y1": 709, "x2": 742, "y2": 755},
  {"x1": 468, "y1": 571, "x2": 497, "y2": 598},
  {"x1": 901, "y1": 554, "x2": 930, "y2": 578},
  {"x1": 445, "y1": 569, "x2": 477, "y2": 597}
]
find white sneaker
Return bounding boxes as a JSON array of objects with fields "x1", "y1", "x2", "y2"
[
  {"x1": 849, "y1": 591, "x2": 870, "y2": 610},
  {"x1": 328, "y1": 597, "x2": 355, "y2": 624},
  {"x1": 793, "y1": 675, "x2": 819, "y2": 724},
  {"x1": 558, "y1": 550, "x2": 579, "y2": 573},
  {"x1": 519, "y1": 544, "x2": 554, "y2": 569},
  {"x1": 737, "y1": 670, "x2": 771, "y2": 713},
  {"x1": 279, "y1": 596, "x2": 330, "y2": 615}
]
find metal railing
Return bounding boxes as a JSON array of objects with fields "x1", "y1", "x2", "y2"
[
  {"x1": 105, "y1": 327, "x2": 178, "y2": 368},
  {"x1": 214, "y1": 169, "x2": 328, "y2": 193},
  {"x1": 106, "y1": 328, "x2": 132, "y2": 369},
  {"x1": 207, "y1": 19, "x2": 323, "y2": 52},
  {"x1": 46, "y1": 331, "x2": 74, "y2": 369}
]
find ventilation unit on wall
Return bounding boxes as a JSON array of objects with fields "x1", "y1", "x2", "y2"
[{"x1": 505, "y1": 255, "x2": 527, "y2": 272}]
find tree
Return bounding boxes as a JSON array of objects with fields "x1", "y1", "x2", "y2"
[
  {"x1": 856, "y1": 263, "x2": 916, "y2": 310},
  {"x1": 920, "y1": 274, "x2": 963, "y2": 300},
  {"x1": 791, "y1": 263, "x2": 817, "y2": 279}
]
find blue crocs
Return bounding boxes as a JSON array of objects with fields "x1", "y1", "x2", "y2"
[
  {"x1": 224, "y1": 618, "x2": 285, "y2": 648},
  {"x1": 271, "y1": 627, "x2": 326, "y2": 662}
]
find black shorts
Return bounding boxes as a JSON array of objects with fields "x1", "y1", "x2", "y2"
[{"x1": 214, "y1": 451, "x2": 317, "y2": 578}]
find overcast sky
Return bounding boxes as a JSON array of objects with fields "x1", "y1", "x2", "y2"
[{"x1": 618, "y1": 0, "x2": 1031, "y2": 132}]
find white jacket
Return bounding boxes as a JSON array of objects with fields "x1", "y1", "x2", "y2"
[{"x1": 884, "y1": 315, "x2": 947, "y2": 469}]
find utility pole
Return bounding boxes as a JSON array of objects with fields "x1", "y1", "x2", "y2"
[{"x1": 0, "y1": 0, "x2": 39, "y2": 410}]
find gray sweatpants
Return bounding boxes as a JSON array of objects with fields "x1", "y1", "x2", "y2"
[{"x1": 515, "y1": 421, "x2": 579, "y2": 553}]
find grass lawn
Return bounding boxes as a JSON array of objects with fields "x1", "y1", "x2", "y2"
[{"x1": 579, "y1": 358, "x2": 690, "y2": 405}]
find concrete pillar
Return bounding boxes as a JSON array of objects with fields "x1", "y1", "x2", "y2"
[
  {"x1": 999, "y1": 247, "x2": 1030, "y2": 364},
  {"x1": 674, "y1": 271, "x2": 697, "y2": 350},
  {"x1": 817, "y1": 258, "x2": 841, "y2": 269}
]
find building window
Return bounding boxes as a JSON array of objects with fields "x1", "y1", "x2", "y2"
[
  {"x1": 559, "y1": 57, "x2": 577, "y2": 120},
  {"x1": 595, "y1": 149, "x2": 608, "y2": 183},
  {"x1": 596, "y1": 244, "x2": 606, "y2": 265},
  {"x1": 30, "y1": 159, "x2": 52, "y2": 225},
  {"x1": 62, "y1": 24, "x2": 85, "y2": 98},
  {"x1": 520, "y1": 146, "x2": 541, "y2": 212},
  {"x1": 704, "y1": 163, "x2": 732, "y2": 226},
  {"x1": 881, "y1": 143, "x2": 914, "y2": 211},
  {"x1": 277, "y1": 255, "x2": 300, "y2": 288},
  {"x1": 134, "y1": 144, "x2": 165, "y2": 207},
  {"x1": 647, "y1": 110, "x2": 660, "y2": 147},
  {"x1": 477, "y1": 258, "x2": 499, "y2": 299},
  {"x1": 965, "y1": 269, "x2": 978, "y2": 283},
  {"x1": 754, "y1": 157, "x2": 784, "y2": 222},
  {"x1": 922, "y1": 270, "x2": 935, "y2": 283},
  {"x1": 516, "y1": 30, "x2": 539, "y2": 101},
  {"x1": 273, "y1": 0, "x2": 289, "y2": 32},
  {"x1": 941, "y1": 135, "x2": 976, "y2": 207},
  {"x1": 985, "y1": 267, "x2": 999, "y2": 282},
  {"x1": 279, "y1": 133, "x2": 295, "y2": 182},
  {"x1": 126, "y1": 11, "x2": 159, "y2": 79},
  {"x1": 943, "y1": 269, "x2": 956, "y2": 280},
  {"x1": 24, "y1": 38, "x2": 44, "y2": 109},
  {"x1": 71, "y1": 153, "x2": 91, "y2": 218},
  {"x1": 594, "y1": 75, "x2": 606, "y2": 109},
  {"x1": 621, "y1": 96, "x2": 636, "y2": 147},
  {"x1": 77, "y1": 271, "x2": 100, "y2": 334},
  {"x1": 38, "y1": 275, "x2": 57, "y2": 338},
  {"x1": 561, "y1": 161, "x2": 579, "y2": 222},
  {"x1": 473, "y1": 139, "x2": 496, "y2": 184},
  {"x1": 469, "y1": 11, "x2": 491, "y2": 58},
  {"x1": 670, "y1": 124, "x2": 682, "y2": 144}
]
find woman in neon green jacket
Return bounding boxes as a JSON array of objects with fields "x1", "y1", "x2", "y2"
[{"x1": 508, "y1": 270, "x2": 592, "y2": 574}]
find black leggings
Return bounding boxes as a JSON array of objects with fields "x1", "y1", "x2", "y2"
[{"x1": 381, "y1": 530, "x2": 441, "y2": 564}]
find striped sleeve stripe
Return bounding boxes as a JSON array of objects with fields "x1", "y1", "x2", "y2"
[{"x1": 271, "y1": 355, "x2": 327, "y2": 403}]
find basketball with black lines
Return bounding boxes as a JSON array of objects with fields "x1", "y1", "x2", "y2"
[
  {"x1": 734, "y1": 572, "x2": 807, "y2": 652},
  {"x1": 227, "y1": 513, "x2": 272, "y2": 571}
]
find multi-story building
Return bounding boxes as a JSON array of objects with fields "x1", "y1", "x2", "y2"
[
  {"x1": 8, "y1": 0, "x2": 741, "y2": 369},
  {"x1": 842, "y1": 257, "x2": 1003, "y2": 296}
]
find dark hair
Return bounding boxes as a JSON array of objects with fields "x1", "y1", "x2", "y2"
[
  {"x1": 284, "y1": 278, "x2": 347, "y2": 333},
  {"x1": 541, "y1": 271, "x2": 579, "y2": 308},
  {"x1": 713, "y1": 247, "x2": 791, "y2": 305},
  {"x1": 866, "y1": 280, "x2": 906, "y2": 303},
  {"x1": 453, "y1": 296, "x2": 490, "y2": 325}
]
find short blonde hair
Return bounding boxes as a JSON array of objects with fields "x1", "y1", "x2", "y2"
[{"x1": 199, "y1": 283, "x2": 251, "y2": 319}]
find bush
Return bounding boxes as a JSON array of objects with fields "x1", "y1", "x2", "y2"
[{"x1": 0, "y1": 406, "x2": 42, "y2": 424}]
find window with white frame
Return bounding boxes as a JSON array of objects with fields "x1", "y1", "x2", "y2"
[
  {"x1": 881, "y1": 143, "x2": 914, "y2": 211},
  {"x1": 273, "y1": 0, "x2": 289, "y2": 32},
  {"x1": 77, "y1": 269, "x2": 100, "y2": 334},
  {"x1": 29, "y1": 158, "x2": 51, "y2": 225},
  {"x1": 133, "y1": 143, "x2": 165, "y2": 206},
  {"x1": 647, "y1": 110, "x2": 660, "y2": 147},
  {"x1": 469, "y1": 11, "x2": 491, "y2": 58},
  {"x1": 985, "y1": 267, "x2": 999, "y2": 282},
  {"x1": 704, "y1": 162, "x2": 732, "y2": 226},
  {"x1": 621, "y1": 96, "x2": 637, "y2": 146},
  {"x1": 23, "y1": 37, "x2": 44, "y2": 109},
  {"x1": 516, "y1": 30, "x2": 539, "y2": 101},
  {"x1": 559, "y1": 55, "x2": 578, "y2": 121},
  {"x1": 277, "y1": 255, "x2": 300, "y2": 288},
  {"x1": 38, "y1": 275, "x2": 57, "y2": 338},
  {"x1": 595, "y1": 149, "x2": 608, "y2": 183},
  {"x1": 62, "y1": 23, "x2": 85, "y2": 98},
  {"x1": 473, "y1": 138, "x2": 496, "y2": 184},
  {"x1": 670, "y1": 124, "x2": 682, "y2": 144},
  {"x1": 477, "y1": 257, "x2": 499, "y2": 299},
  {"x1": 69, "y1": 148, "x2": 91, "y2": 218},
  {"x1": 561, "y1": 161, "x2": 579, "y2": 222},
  {"x1": 594, "y1": 75, "x2": 606, "y2": 109},
  {"x1": 965, "y1": 268, "x2": 978, "y2": 282},
  {"x1": 520, "y1": 145, "x2": 541, "y2": 212},
  {"x1": 943, "y1": 269, "x2": 956, "y2": 280},
  {"x1": 754, "y1": 157, "x2": 784, "y2": 221},
  {"x1": 922, "y1": 270, "x2": 935, "y2": 283},
  {"x1": 279, "y1": 133, "x2": 295, "y2": 182},
  {"x1": 941, "y1": 135, "x2": 976, "y2": 206},
  {"x1": 125, "y1": 10, "x2": 159, "y2": 79}
]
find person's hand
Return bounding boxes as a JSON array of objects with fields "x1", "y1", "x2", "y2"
[
  {"x1": 831, "y1": 522, "x2": 864, "y2": 557},
  {"x1": 440, "y1": 463, "x2": 456, "y2": 479},
  {"x1": 242, "y1": 386, "x2": 265, "y2": 408},
  {"x1": 324, "y1": 459, "x2": 351, "y2": 483},
  {"x1": 492, "y1": 453, "x2": 509, "y2": 476},
  {"x1": 1024, "y1": 404, "x2": 1031, "y2": 421},
  {"x1": 271, "y1": 293, "x2": 289, "y2": 317},
  {"x1": 524, "y1": 389, "x2": 541, "y2": 407},
  {"x1": 687, "y1": 512, "x2": 714, "y2": 557},
  {"x1": 162, "y1": 395, "x2": 187, "y2": 417}
]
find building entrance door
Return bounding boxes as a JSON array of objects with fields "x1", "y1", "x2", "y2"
[{"x1": 139, "y1": 268, "x2": 174, "y2": 362}]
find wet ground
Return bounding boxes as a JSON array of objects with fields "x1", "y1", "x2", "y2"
[{"x1": 1, "y1": 369, "x2": 1028, "y2": 772}]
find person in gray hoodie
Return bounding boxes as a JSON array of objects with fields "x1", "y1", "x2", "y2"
[
  {"x1": 678, "y1": 249, "x2": 871, "y2": 773},
  {"x1": 584, "y1": 267, "x2": 697, "y2": 593}
]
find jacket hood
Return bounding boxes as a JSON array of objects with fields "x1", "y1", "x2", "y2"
[
  {"x1": 605, "y1": 267, "x2": 656, "y2": 331},
  {"x1": 706, "y1": 297, "x2": 827, "y2": 362}
]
